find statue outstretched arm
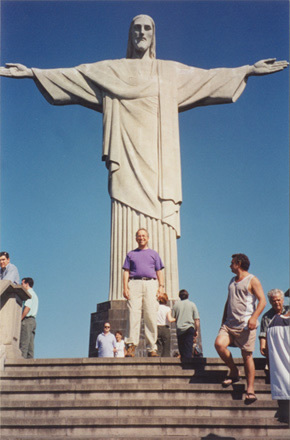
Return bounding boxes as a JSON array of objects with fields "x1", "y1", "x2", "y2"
[
  {"x1": 247, "y1": 58, "x2": 288, "y2": 76},
  {"x1": 0, "y1": 63, "x2": 34, "y2": 78}
]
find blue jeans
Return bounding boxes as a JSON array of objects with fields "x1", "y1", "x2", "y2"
[{"x1": 177, "y1": 327, "x2": 196, "y2": 358}]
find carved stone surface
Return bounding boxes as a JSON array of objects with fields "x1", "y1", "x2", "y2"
[
  {"x1": 28, "y1": 19, "x2": 251, "y2": 300},
  {"x1": 0, "y1": 281, "x2": 31, "y2": 361}
]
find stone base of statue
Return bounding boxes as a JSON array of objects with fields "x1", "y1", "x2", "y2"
[
  {"x1": 0, "y1": 280, "x2": 31, "y2": 365},
  {"x1": 88, "y1": 300, "x2": 202, "y2": 358}
]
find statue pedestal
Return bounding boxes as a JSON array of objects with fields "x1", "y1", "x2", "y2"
[
  {"x1": 0, "y1": 280, "x2": 31, "y2": 363},
  {"x1": 89, "y1": 300, "x2": 202, "y2": 358}
]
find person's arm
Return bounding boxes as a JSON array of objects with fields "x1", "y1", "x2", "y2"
[
  {"x1": 166, "y1": 310, "x2": 176, "y2": 323},
  {"x1": 123, "y1": 269, "x2": 130, "y2": 300},
  {"x1": 0, "y1": 63, "x2": 34, "y2": 78},
  {"x1": 194, "y1": 318, "x2": 200, "y2": 338},
  {"x1": 21, "y1": 306, "x2": 30, "y2": 320},
  {"x1": 156, "y1": 270, "x2": 165, "y2": 295},
  {"x1": 258, "y1": 313, "x2": 268, "y2": 355},
  {"x1": 221, "y1": 300, "x2": 228, "y2": 325},
  {"x1": 247, "y1": 58, "x2": 288, "y2": 77},
  {"x1": 95, "y1": 335, "x2": 100, "y2": 357},
  {"x1": 260, "y1": 337, "x2": 267, "y2": 357},
  {"x1": 248, "y1": 277, "x2": 267, "y2": 330}
]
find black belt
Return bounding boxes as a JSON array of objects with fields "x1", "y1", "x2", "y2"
[{"x1": 129, "y1": 277, "x2": 156, "y2": 280}]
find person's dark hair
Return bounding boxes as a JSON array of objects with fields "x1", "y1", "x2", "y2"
[
  {"x1": 158, "y1": 292, "x2": 168, "y2": 305},
  {"x1": 179, "y1": 289, "x2": 189, "y2": 300},
  {"x1": 232, "y1": 254, "x2": 250, "y2": 271},
  {"x1": 0, "y1": 251, "x2": 9, "y2": 259},
  {"x1": 115, "y1": 330, "x2": 123, "y2": 337},
  {"x1": 22, "y1": 277, "x2": 34, "y2": 288}
]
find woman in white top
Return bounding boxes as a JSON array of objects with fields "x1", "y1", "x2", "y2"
[
  {"x1": 157, "y1": 293, "x2": 175, "y2": 357},
  {"x1": 115, "y1": 331, "x2": 126, "y2": 358}
]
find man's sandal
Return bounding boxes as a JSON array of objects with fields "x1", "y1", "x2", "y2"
[
  {"x1": 244, "y1": 393, "x2": 257, "y2": 404},
  {"x1": 222, "y1": 376, "x2": 240, "y2": 387}
]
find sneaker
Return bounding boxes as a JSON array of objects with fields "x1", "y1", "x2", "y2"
[
  {"x1": 148, "y1": 351, "x2": 159, "y2": 357},
  {"x1": 125, "y1": 344, "x2": 136, "y2": 357}
]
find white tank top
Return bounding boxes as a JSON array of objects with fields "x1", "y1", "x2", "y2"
[{"x1": 225, "y1": 274, "x2": 257, "y2": 329}]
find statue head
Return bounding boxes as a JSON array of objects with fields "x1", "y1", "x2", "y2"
[{"x1": 126, "y1": 15, "x2": 156, "y2": 59}]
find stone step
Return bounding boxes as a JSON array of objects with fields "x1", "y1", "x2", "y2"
[
  {"x1": 0, "y1": 406, "x2": 278, "y2": 418},
  {"x1": 0, "y1": 374, "x2": 268, "y2": 386},
  {"x1": 1, "y1": 397, "x2": 278, "y2": 409},
  {"x1": 2, "y1": 356, "x2": 286, "y2": 439},
  {"x1": 1, "y1": 414, "x2": 286, "y2": 427},
  {"x1": 2, "y1": 437, "x2": 290, "y2": 440},
  {"x1": 1, "y1": 415, "x2": 289, "y2": 439},
  {"x1": 4, "y1": 356, "x2": 266, "y2": 367},
  {"x1": 3, "y1": 366, "x2": 266, "y2": 377},
  {"x1": 0, "y1": 393, "x2": 273, "y2": 404},
  {"x1": 0, "y1": 366, "x2": 268, "y2": 377},
  {"x1": 0, "y1": 380, "x2": 271, "y2": 393}
]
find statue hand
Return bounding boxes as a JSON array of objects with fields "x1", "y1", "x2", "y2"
[
  {"x1": 0, "y1": 63, "x2": 33, "y2": 78},
  {"x1": 250, "y1": 58, "x2": 289, "y2": 76}
]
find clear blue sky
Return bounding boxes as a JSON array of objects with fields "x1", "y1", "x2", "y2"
[{"x1": 1, "y1": 1, "x2": 288, "y2": 359}]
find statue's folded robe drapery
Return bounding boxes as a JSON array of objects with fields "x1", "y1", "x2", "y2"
[{"x1": 33, "y1": 59, "x2": 249, "y2": 236}]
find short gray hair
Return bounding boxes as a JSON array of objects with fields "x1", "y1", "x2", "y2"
[
  {"x1": 267, "y1": 289, "x2": 284, "y2": 301},
  {"x1": 135, "y1": 228, "x2": 149, "y2": 238}
]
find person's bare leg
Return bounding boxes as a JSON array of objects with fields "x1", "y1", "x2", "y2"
[
  {"x1": 215, "y1": 335, "x2": 239, "y2": 378},
  {"x1": 242, "y1": 350, "x2": 255, "y2": 395}
]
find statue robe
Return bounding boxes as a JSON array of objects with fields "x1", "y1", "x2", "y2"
[{"x1": 32, "y1": 59, "x2": 249, "y2": 299}]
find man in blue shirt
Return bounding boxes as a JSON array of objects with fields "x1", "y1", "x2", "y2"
[
  {"x1": 96, "y1": 322, "x2": 117, "y2": 357},
  {"x1": 20, "y1": 277, "x2": 39, "y2": 358},
  {"x1": 0, "y1": 251, "x2": 20, "y2": 284}
]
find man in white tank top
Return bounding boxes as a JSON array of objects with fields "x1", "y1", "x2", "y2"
[{"x1": 215, "y1": 254, "x2": 266, "y2": 403}]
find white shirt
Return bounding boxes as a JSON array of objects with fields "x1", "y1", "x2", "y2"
[
  {"x1": 157, "y1": 304, "x2": 171, "y2": 326},
  {"x1": 115, "y1": 340, "x2": 125, "y2": 358},
  {"x1": 24, "y1": 288, "x2": 39, "y2": 318}
]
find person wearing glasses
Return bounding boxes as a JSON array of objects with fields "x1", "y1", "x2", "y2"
[
  {"x1": 0, "y1": 251, "x2": 20, "y2": 285},
  {"x1": 96, "y1": 322, "x2": 117, "y2": 358}
]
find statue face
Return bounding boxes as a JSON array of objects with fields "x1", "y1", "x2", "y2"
[{"x1": 131, "y1": 16, "x2": 153, "y2": 55}]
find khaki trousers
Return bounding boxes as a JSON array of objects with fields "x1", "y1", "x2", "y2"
[{"x1": 125, "y1": 279, "x2": 159, "y2": 352}]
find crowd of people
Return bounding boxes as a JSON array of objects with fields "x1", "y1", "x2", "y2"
[
  {"x1": 0, "y1": 251, "x2": 39, "y2": 359},
  {"x1": 95, "y1": 228, "x2": 289, "y2": 420},
  {"x1": 1, "y1": 238, "x2": 288, "y2": 420}
]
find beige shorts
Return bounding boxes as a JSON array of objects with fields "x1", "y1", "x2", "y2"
[{"x1": 218, "y1": 324, "x2": 256, "y2": 353}]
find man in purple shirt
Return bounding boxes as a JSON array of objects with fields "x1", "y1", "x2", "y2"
[{"x1": 123, "y1": 228, "x2": 165, "y2": 357}]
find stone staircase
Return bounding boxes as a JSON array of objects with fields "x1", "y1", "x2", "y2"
[{"x1": 0, "y1": 357, "x2": 289, "y2": 439}]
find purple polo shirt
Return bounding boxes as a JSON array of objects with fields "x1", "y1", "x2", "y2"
[{"x1": 123, "y1": 248, "x2": 164, "y2": 278}]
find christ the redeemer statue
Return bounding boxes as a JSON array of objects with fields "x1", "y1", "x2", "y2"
[{"x1": 1, "y1": 15, "x2": 288, "y2": 300}]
